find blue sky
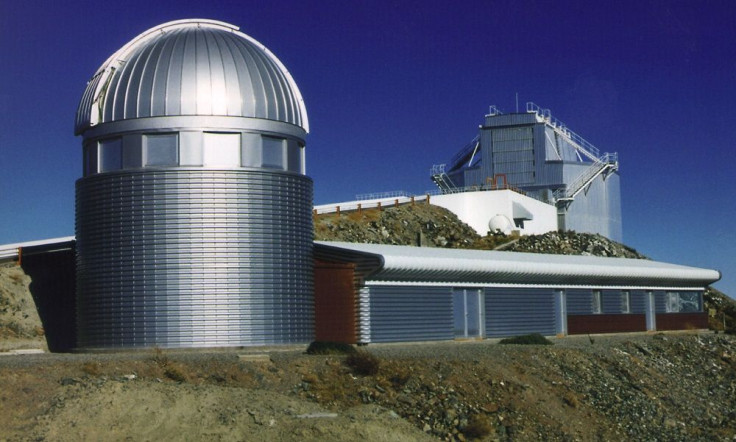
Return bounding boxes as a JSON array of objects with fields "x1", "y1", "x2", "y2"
[{"x1": 1, "y1": 0, "x2": 734, "y2": 297}]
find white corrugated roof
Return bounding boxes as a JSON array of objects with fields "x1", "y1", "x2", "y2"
[
  {"x1": 0, "y1": 236, "x2": 75, "y2": 262},
  {"x1": 315, "y1": 241, "x2": 721, "y2": 287}
]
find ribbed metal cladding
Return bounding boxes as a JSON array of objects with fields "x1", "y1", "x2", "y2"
[
  {"x1": 364, "y1": 285, "x2": 453, "y2": 343},
  {"x1": 485, "y1": 288, "x2": 556, "y2": 337},
  {"x1": 75, "y1": 169, "x2": 313, "y2": 349},
  {"x1": 75, "y1": 20, "x2": 308, "y2": 134}
]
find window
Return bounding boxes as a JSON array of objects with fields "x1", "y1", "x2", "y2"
[
  {"x1": 592, "y1": 290, "x2": 602, "y2": 314},
  {"x1": 98, "y1": 138, "x2": 122, "y2": 172},
  {"x1": 84, "y1": 142, "x2": 98, "y2": 175},
  {"x1": 678, "y1": 292, "x2": 700, "y2": 312},
  {"x1": 666, "y1": 292, "x2": 701, "y2": 313},
  {"x1": 621, "y1": 291, "x2": 631, "y2": 314},
  {"x1": 145, "y1": 134, "x2": 178, "y2": 166},
  {"x1": 203, "y1": 133, "x2": 240, "y2": 167},
  {"x1": 262, "y1": 136, "x2": 284, "y2": 169},
  {"x1": 286, "y1": 141, "x2": 302, "y2": 173},
  {"x1": 666, "y1": 292, "x2": 679, "y2": 313}
]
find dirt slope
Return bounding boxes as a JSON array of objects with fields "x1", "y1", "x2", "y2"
[
  {"x1": 1, "y1": 333, "x2": 734, "y2": 441},
  {"x1": 0, "y1": 263, "x2": 45, "y2": 351}
]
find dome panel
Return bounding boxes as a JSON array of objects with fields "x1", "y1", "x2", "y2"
[{"x1": 75, "y1": 19, "x2": 308, "y2": 134}]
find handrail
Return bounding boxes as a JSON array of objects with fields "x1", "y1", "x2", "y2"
[
  {"x1": 553, "y1": 153, "x2": 618, "y2": 201},
  {"x1": 355, "y1": 190, "x2": 411, "y2": 200},
  {"x1": 526, "y1": 102, "x2": 601, "y2": 161}
]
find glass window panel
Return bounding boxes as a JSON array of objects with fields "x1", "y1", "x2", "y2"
[
  {"x1": 666, "y1": 292, "x2": 679, "y2": 313},
  {"x1": 99, "y1": 138, "x2": 122, "y2": 172},
  {"x1": 203, "y1": 133, "x2": 240, "y2": 167},
  {"x1": 262, "y1": 136, "x2": 284, "y2": 169},
  {"x1": 466, "y1": 290, "x2": 481, "y2": 336},
  {"x1": 622, "y1": 291, "x2": 631, "y2": 314},
  {"x1": 592, "y1": 290, "x2": 602, "y2": 314},
  {"x1": 145, "y1": 134, "x2": 178, "y2": 166},
  {"x1": 286, "y1": 141, "x2": 302, "y2": 172},
  {"x1": 678, "y1": 292, "x2": 700, "y2": 312}
]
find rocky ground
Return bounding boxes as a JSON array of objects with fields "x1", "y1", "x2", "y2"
[
  {"x1": 314, "y1": 204, "x2": 479, "y2": 248},
  {"x1": 0, "y1": 333, "x2": 734, "y2": 441}
]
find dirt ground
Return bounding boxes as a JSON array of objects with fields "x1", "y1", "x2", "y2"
[{"x1": 1, "y1": 332, "x2": 734, "y2": 442}]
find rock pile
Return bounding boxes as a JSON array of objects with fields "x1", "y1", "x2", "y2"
[
  {"x1": 298, "y1": 333, "x2": 736, "y2": 441},
  {"x1": 314, "y1": 204, "x2": 479, "y2": 248},
  {"x1": 502, "y1": 230, "x2": 648, "y2": 259}
]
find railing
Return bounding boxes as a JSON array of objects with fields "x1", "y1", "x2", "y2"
[
  {"x1": 430, "y1": 164, "x2": 458, "y2": 193},
  {"x1": 355, "y1": 190, "x2": 411, "y2": 200},
  {"x1": 553, "y1": 153, "x2": 618, "y2": 201},
  {"x1": 315, "y1": 183, "x2": 553, "y2": 215},
  {"x1": 486, "y1": 105, "x2": 503, "y2": 116},
  {"x1": 526, "y1": 102, "x2": 601, "y2": 161}
]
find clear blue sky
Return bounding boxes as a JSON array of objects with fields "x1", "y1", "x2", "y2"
[{"x1": 1, "y1": 0, "x2": 734, "y2": 297}]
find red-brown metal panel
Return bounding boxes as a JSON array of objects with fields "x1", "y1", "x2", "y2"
[
  {"x1": 314, "y1": 260, "x2": 358, "y2": 343},
  {"x1": 568, "y1": 314, "x2": 646, "y2": 335},
  {"x1": 655, "y1": 313, "x2": 709, "y2": 331}
]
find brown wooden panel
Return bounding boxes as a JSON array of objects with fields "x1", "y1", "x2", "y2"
[
  {"x1": 568, "y1": 314, "x2": 646, "y2": 335},
  {"x1": 655, "y1": 313, "x2": 708, "y2": 331},
  {"x1": 314, "y1": 260, "x2": 358, "y2": 344}
]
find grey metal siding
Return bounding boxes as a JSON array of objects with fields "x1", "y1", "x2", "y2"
[
  {"x1": 563, "y1": 171, "x2": 622, "y2": 242},
  {"x1": 75, "y1": 169, "x2": 314, "y2": 349},
  {"x1": 365, "y1": 286, "x2": 453, "y2": 343},
  {"x1": 490, "y1": 127, "x2": 535, "y2": 186},
  {"x1": 602, "y1": 290, "x2": 623, "y2": 314},
  {"x1": 566, "y1": 289, "x2": 593, "y2": 315},
  {"x1": 485, "y1": 288, "x2": 556, "y2": 337},
  {"x1": 631, "y1": 290, "x2": 647, "y2": 314}
]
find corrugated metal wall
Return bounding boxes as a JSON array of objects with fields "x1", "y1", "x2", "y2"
[
  {"x1": 490, "y1": 127, "x2": 535, "y2": 186},
  {"x1": 602, "y1": 289, "x2": 623, "y2": 314},
  {"x1": 561, "y1": 168, "x2": 622, "y2": 242},
  {"x1": 485, "y1": 288, "x2": 556, "y2": 337},
  {"x1": 631, "y1": 290, "x2": 647, "y2": 314},
  {"x1": 75, "y1": 169, "x2": 314, "y2": 349},
  {"x1": 566, "y1": 289, "x2": 593, "y2": 315},
  {"x1": 363, "y1": 286, "x2": 453, "y2": 343}
]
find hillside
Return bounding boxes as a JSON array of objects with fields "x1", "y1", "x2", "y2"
[
  {"x1": 0, "y1": 333, "x2": 734, "y2": 441},
  {"x1": 0, "y1": 263, "x2": 45, "y2": 351}
]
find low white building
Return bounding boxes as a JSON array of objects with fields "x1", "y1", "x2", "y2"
[
  {"x1": 314, "y1": 189, "x2": 558, "y2": 237},
  {"x1": 430, "y1": 189, "x2": 556, "y2": 236}
]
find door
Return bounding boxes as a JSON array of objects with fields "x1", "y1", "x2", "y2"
[{"x1": 453, "y1": 289, "x2": 483, "y2": 338}]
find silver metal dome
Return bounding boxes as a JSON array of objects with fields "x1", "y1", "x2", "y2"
[
  {"x1": 75, "y1": 19, "x2": 309, "y2": 134},
  {"x1": 74, "y1": 19, "x2": 314, "y2": 349}
]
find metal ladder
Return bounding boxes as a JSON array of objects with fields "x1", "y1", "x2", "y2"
[{"x1": 430, "y1": 164, "x2": 458, "y2": 194}]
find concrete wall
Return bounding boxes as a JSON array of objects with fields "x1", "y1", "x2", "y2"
[{"x1": 430, "y1": 190, "x2": 557, "y2": 236}]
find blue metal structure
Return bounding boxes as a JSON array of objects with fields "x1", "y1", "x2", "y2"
[{"x1": 432, "y1": 103, "x2": 622, "y2": 241}]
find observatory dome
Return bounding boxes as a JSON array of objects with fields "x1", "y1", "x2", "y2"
[{"x1": 74, "y1": 19, "x2": 308, "y2": 134}]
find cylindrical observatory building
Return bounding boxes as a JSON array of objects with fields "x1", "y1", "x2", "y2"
[{"x1": 74, "y1": 19, "x2": 313, "y2": 349}]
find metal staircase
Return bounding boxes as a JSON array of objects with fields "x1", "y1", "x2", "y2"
[
  {"x1": 430, "y1": 164, "x2": 458, "y2": 194},
  {"x1": 553, "y1": 153, "x2": 618, "y2": 202}
]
